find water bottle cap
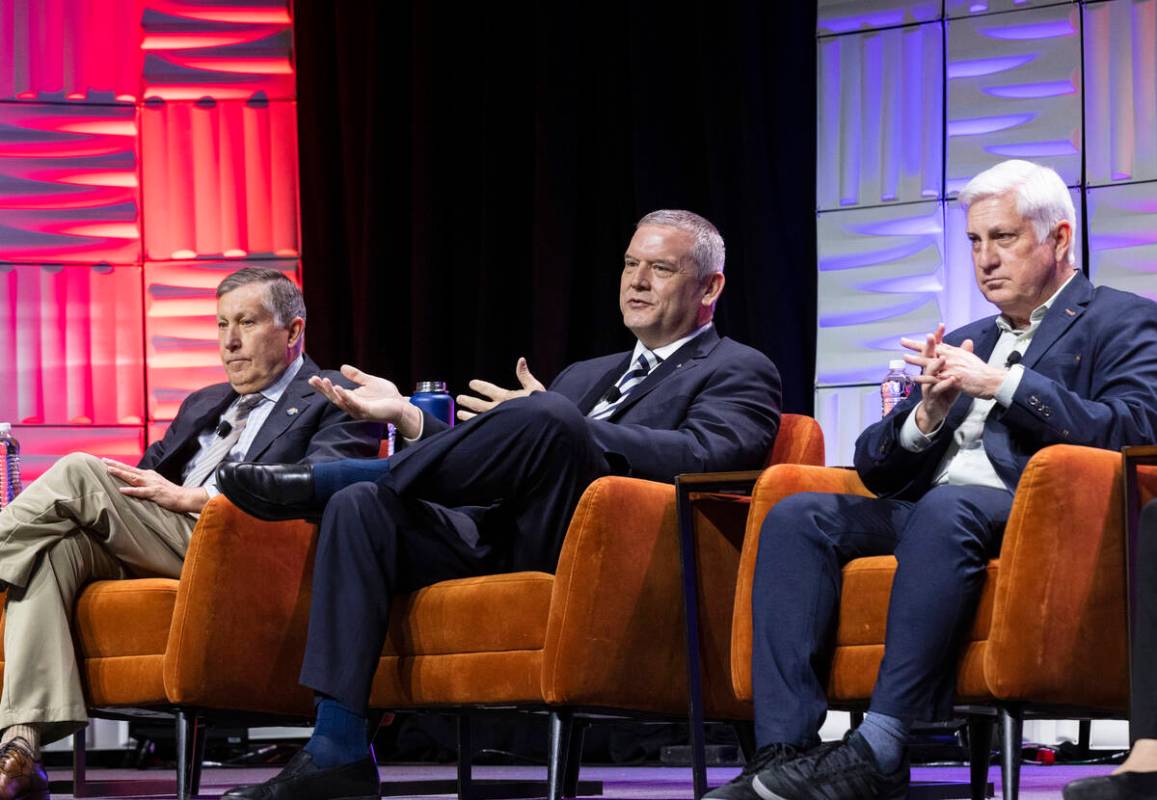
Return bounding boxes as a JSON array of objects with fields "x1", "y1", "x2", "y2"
[
  {"x1": 414, "y1": 380, "x2": 447, "y2": 393},
  {"x1": 0, "y1": 423, "x2": 9, "y2": 434},
  {"x1": 888, "y1": 359, "x2": 906, "y2": 370}
]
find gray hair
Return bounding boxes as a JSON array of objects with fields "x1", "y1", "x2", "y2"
[
  {"x1": 637, "y1": 209, "x2": 725, "y2": 278},
  {"x1": 216, "y1": 268, "x2": 307, "y2": 326},
  {"x1": 958, "y1": 159, "x2": 1077, "y2": 266}
]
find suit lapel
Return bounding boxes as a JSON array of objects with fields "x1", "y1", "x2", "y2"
[
  {"x1": 1021, "y1": 273, "x2": 1092, "y2": 369},
  {"x1": 154, "y1": 386, "x2": 236, "y2": 479},
  {"x1": 243, "y1": 357, "x2": 320, "y2": 462},
  {"x1": 606, "y1": 328, "x2": 720, "y2": 420},
  {"x1": 577, "y1": 355, "x2": 632, "y2": 415}
]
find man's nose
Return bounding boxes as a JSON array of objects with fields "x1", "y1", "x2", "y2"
[
  {"x1": 630, "y1": 264, "x2": 652, "y2": 287},
  {"x1": 223, "y1": 326, "x2": 242, "y2": 349},
  {"x1": 976, "y1": 241, "x2": 1000, "y2": 270}
]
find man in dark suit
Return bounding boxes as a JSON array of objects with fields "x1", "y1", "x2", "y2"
[
  {"x1": 218, "y1": 210, "x2": 783, "y2": 800},
  {"x1": 711, "y1": 160, "x2": 1157, "y2": 800},
  {"x1": 0, "y1": 268, "x2": 380, "y2": 800}
]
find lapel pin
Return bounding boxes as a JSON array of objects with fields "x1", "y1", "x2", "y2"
[
  {"x1": 1064, "y1": 308, "x2": 1076, "y2": 316},
  {"x1": 286, "y1": 407, "x2": 299, "y2": 416}
]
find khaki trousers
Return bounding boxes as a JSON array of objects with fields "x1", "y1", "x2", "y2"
[{"x1": 0, "y1": 452, "x2": 196, "y2": 744}]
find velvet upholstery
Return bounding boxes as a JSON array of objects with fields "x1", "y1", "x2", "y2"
[
  {"x1": 731, "y1": 444, "x2": 1157, "y2": 718},
  {"x1": 0, "y1": 414, "x2": 823, "y2": 734}
]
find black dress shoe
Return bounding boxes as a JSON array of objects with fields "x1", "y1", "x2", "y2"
[
  {"x1": 223, "y1": 750, "x2": 379, "y2": 800},
  {"x1": 216, "y1": 463, "x2": 320, "y2": 521},
  {"x1": 1064, "y1": 771, "x2": 1157, "y2": 800}
]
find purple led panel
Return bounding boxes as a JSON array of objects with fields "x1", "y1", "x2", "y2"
[
  {"x1": 817, "y1": 0, "x2": 941, "y2": 36},
  {"x1": 814, "y1": 385, "x2": 885, "y2": 466},
  {"x1": 0, "y1": 264, "x2": 144, "y2": 426},
  {"x1": 946, "y1": 0, "x2": 1072, "y2": 19},
  {"x1": 12, "y1": 425, "x2": 145, "y2": 483},
  {"x1": 0, "y1": 103, "x2": 141, "y2": 264},
  {"x1": 1085, "y1": 0, "x2": 1157, "y2": 185},
  {"x1": 1087, "y1": 182, "x2": 1157, "y2": 303},
  {"x1": 946, "y1": 5, "x2": 1082, "y2": 195},
  {"x1": 817, "y1": 23, "x2": 943, "y2": 210},
  {"x1": 145, "y1": 258, "x2": 298, "y2": 421},
  {"x1": 816, "y1": 201, "x2": 946, "y2": 385},
  {"x1": 0, "y1": 0, "x2": 144, "y2": 103}
]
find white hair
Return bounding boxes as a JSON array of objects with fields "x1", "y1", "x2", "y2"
[
  {"x1": 637, "y1": 209, "x2": 725, "y2": 278},
  {"x1": 958, "y1": 159, "x2": 1077, "y2": 266}
]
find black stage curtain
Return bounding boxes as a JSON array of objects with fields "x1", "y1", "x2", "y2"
[{"x1": 294, "y1": 1, "x2": 817, "y2": 415}]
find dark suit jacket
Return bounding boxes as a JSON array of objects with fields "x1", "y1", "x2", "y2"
[
  {"x1": 139, "y1": 354, "x2": 383, "y2": 483},
  {"x1": 423, "y1": 327, "x2": 782, "y2": 481},
  {"x1": 854, "y1": 273, "x2": 1157, "y2": 500}
]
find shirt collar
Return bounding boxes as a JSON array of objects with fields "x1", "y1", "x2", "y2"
[
  {"x1": 252, "y1": 354, "x2": 304, "y2": 404},
  {"x1": 995, "y1": 270, "x2": 1077, "y2": 334},
  {"x1": 633, "y1": 322, "x2": 714, "y2": 363}
]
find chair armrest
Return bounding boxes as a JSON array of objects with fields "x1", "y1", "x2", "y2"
[
  {"x1": 163, "y1": 495, "x2": 319, "y2": 717},
  {"x1": 542, "y1": 475, "x2": 751, "y2": 718},
  {"x1": 731, "y1": 465, "x2": 874, "y2": 699},
  {"x1": 984, "y1": 445, "x2": 1129, "y2": 709}
]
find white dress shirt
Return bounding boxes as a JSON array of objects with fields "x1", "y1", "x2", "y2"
[{"x1": 899, "y1": 272, "x2": 1077, "y2": 490}]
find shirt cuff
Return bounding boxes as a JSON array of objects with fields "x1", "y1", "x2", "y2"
[
  {"x1": 994, "y1": 364, "x2": 1024, "y2": 408},
  {"x1": 204, "y1": 484, "x2": 220, "y2": 499},
  {"x1": 402, "y1": 408, "x2": 425, "y2": 444},
  {"x1": 899, "y1": 402, "x2": 940, "y2": 452}
]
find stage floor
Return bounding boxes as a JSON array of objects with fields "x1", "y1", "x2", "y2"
[{"x1": 45, "y1": 762, "x2": 1108, "y2": 798}]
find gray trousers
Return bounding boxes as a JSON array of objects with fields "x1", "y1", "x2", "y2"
[{"x1": 0, "y1": 453, "x2": 196, "y2": 744}]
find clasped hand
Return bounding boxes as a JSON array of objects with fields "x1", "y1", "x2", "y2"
[{"x1": 900, "y1": 323, "x2": 1008, "y2": 433}]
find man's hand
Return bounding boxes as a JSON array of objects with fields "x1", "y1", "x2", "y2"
[
  {"x1": 456, "y1": 357, "x2": 545, "y2": 422},
  {"x1": 309, "y1": 364, "x2": 424, "y2": 439},
  {"x1": 935, "y1": 341, "x2": 1008, "y2": 400},
  {"x1": 103, "y1": 459, "x2": 208, "y2": 514},
  {"x1": 901, "y1": 323, "x2": 962, "y2": 433}
]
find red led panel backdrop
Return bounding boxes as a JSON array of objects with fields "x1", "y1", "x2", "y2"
[
  {"x1": 0, "y1": 0, "x2": 144, "y2": 103},
  {"x1": 142, "y1": 0, "x2": 294, "y2": 101},
  {"x1": 145, "y1": 259, "x2": 299, "y2": 422},
  {"x1": 0, "y1": 104, "x2": 141, "y2": 264},
  {"x1": 0, "y1": 0, "x2": 297, "y2": 466},
  {"x1": 0, "y1": 265, "x2": 144, "y2": 425},
  {"x1": 141, "y1": 98, "x2": 299, "y2": 260}
]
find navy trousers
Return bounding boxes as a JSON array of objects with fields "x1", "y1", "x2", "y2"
[
  {"x1": 1134, "y1": 499, "x2": 1157, "y2": 741},
  {"x1": 751, "y1": 485, "x2": 1012, "y2": 748},
  {"x1": 299, "y1": 392, "x2": 609, "y2": 713}
]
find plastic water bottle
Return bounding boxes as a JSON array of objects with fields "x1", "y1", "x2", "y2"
[
  {"x1": 880, "y1": 360, "x2": 912, "y2": 417},
  {"x1": 0, "y1": 423, "x2": 23, "y2": 508}
]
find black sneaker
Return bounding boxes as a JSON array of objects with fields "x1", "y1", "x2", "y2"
[
  {"x1": 704, "y1": 743, "x2": 814, "y2": 800},
  {"x1": 751, "y1": 733, "x2": 908, "y2": 800},
  {"x1": 1064, "y1": 772, "x2": 1157, "y2": 800}
]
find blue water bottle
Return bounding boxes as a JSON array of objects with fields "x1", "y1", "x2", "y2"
[{"x1": 410, "y1": 381, "x2": 455, "y2": 428}]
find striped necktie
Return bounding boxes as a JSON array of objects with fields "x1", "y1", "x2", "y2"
[
  {"x1": 589, "y1": 350, "x2": 661, "y2": 420},
  {"x1": 182, "y1": 393, "x2": 265, "y2": 488}
]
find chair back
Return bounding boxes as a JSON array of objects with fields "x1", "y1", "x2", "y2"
[{"x1": 767, "y1": 413, "x2": 825, "y2": 467}]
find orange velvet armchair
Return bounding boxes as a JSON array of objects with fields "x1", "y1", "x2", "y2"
[
  {"x1": 0, "y1": 414, "x2": 823, "y2": 800},
  {"x1": 729, "y1": 444, "x2": 1157, "y2": 800}
]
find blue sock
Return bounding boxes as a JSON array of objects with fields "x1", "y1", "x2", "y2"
[
  {"x1": 853, "y1": 712, "x2": 908, "y2": 773},
  {"x1": 312, "y1": 458, "x2": 391, "y2": 504},
  {"x1": 303, "y1": 697, "x2": 369, "y2": 768}
]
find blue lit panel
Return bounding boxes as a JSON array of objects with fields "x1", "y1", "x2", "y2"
[
  {"x1": 818, "y1": 0, "x2": 941, "y2": 36},
  {"x1": 1085, "y1": 0, "x2": 1157, "y2": 186},
  {"x1": 1087, "y1": 181, "x2": 1157, "y2": 303},
  {"x1": 816, "y1": 202, "x2": 946, "y2": 385},
  {"x1": 946, "y1": 5, "x2": 1082, "y2": 195},
  {"x1": 946, "y1": 0, "x2": 1072, "y2": 19},
  {"x1": 814, "y1": 385, "x2": 886, "y2": 468},
  {"x1": 817, "y1": 23, "x2": 943, "y2": 210}
]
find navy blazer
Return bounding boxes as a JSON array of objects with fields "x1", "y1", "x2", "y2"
[
  {"x1": 855, "y1": 273, "x2": 1157, "y2": 500},
  {"x1": 139, "y1": 354, "x2": 383, "y2": 483},
  {"x1": 422, "y1": 327, "x2": 782, "y2": 481}
]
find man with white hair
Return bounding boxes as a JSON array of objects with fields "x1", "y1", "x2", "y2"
[
  {"x1": 707, "y1": 160, "x2": 1157, "y2": 800},
  {"x1": 217, "y1": 210, "x2": 783, "y2": 800}
]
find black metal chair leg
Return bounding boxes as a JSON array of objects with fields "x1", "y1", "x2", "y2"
[
  {"x1": 562, "y1": 720, "x2": 587, "y2": 799},
  {"x1": 547, "y1": 711, "x2": 574, "y2": 800},
  {"x1": 189, "y1": 716, "x2": 208, "y2": 796},
  {"x1": 457, "y1": 714, "x2": 474, "y2": 800},
  {"x1": 175, "y1": 710, "x2": 194, "y2": 800},
  {"x1": 735, "y1": 721, "x2": 757, "y2": 762},
  {"x1": 71, "y1": 729, "x2": 88, "y2": 798},
  {"x1": 999, "y1": 706, "x2": 1023, "y2": 800},
  {"x1": 968, "y1": 715, "x2": 995, "y2": 800}
]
